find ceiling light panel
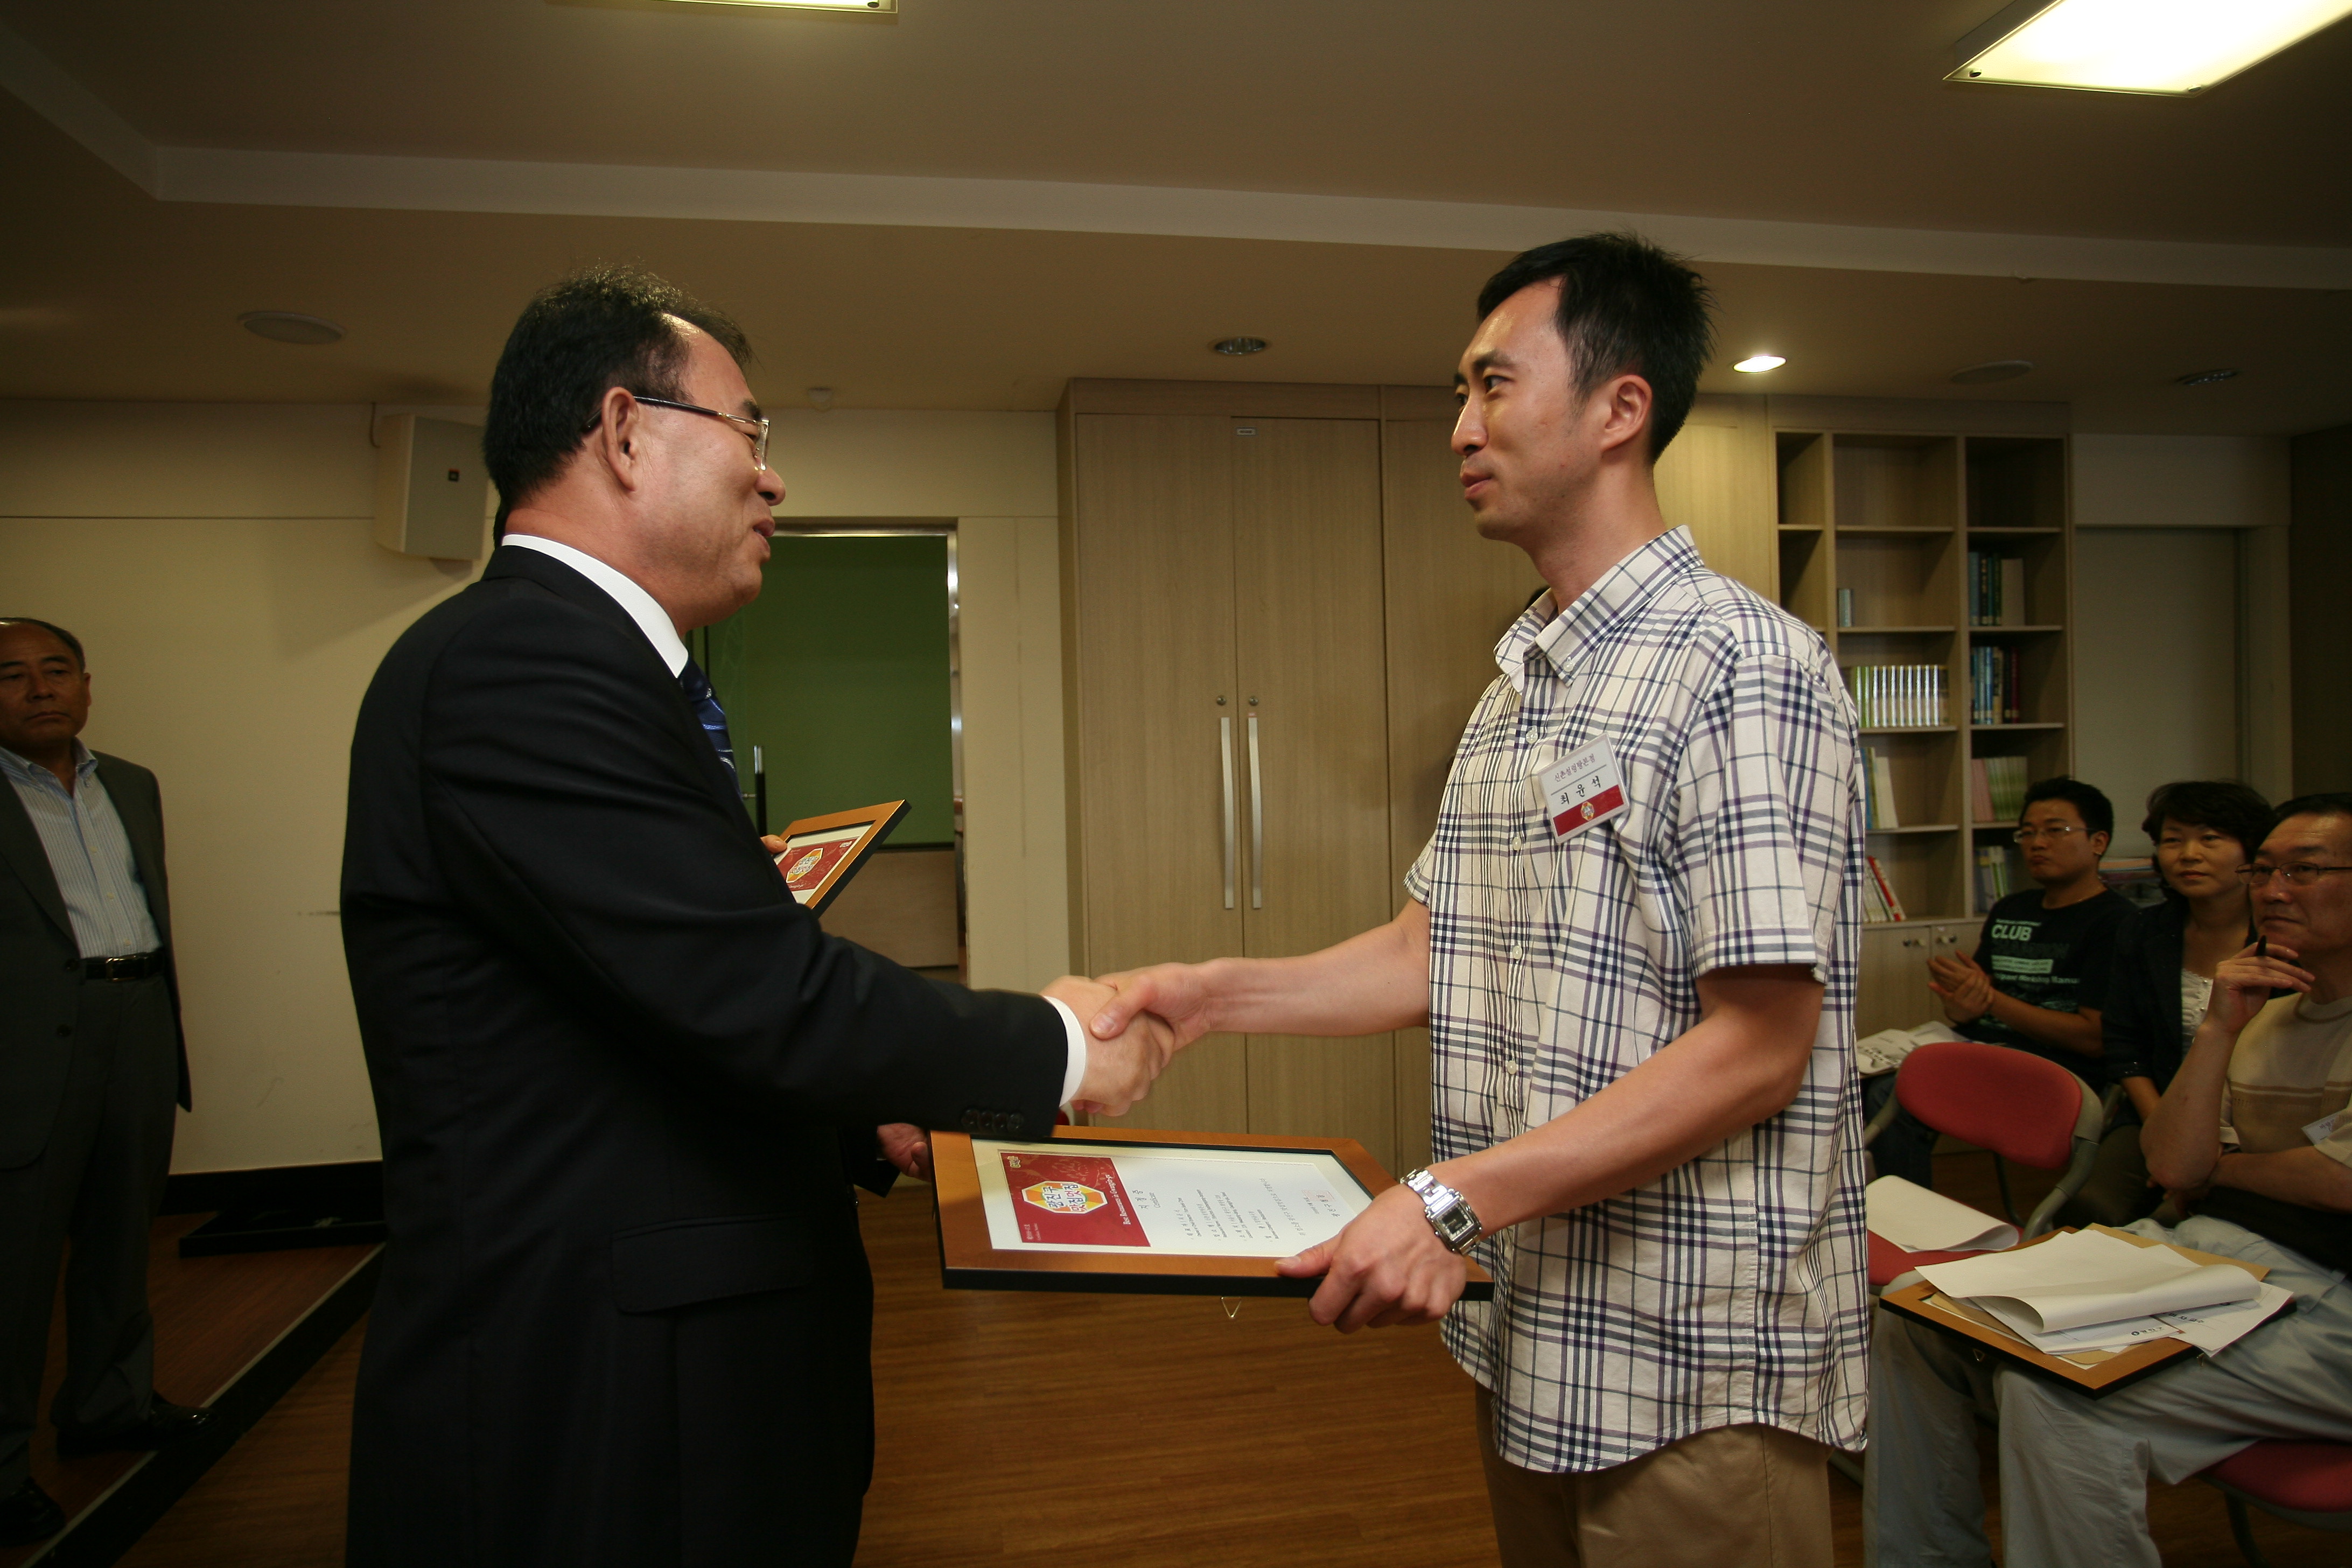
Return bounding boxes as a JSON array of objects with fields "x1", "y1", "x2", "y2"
[
  {"x1": 1950, "y1": 0, "x2": 2352, "y2": 94},
  {"x1": 1733, "y1": 354, "x2": 1785, "y2": 373}
]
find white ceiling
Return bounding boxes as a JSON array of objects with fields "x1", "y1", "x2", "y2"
[{"x1": 2, "y1": 0, "x2": 2348, "y2": 433}]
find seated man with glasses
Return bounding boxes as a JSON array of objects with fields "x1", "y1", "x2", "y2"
[
  {"x1": 1868, "y1": 794, "x2": 2352, "y2": 1568},
  {"x1": 1864, "y1": 776, "x2": 2131, "y2": 1187}
]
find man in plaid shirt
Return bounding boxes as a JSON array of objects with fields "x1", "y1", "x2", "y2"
[{"x1": 1090, "y1": 232, "x2": 1867, "y2": 1566}]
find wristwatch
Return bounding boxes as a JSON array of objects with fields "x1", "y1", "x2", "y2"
[{"x1": 1402, "y1": 1168, "x2": 1483, "y2": 1254}]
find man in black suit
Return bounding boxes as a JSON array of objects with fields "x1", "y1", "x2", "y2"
[
  {"x1": 340, "y1": 267, "x2": 1175, "y2": 1567},
  {"x1": 0, "y1": 618, "x2": 213, "y2": 1548}
]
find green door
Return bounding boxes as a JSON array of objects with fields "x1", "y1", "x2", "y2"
[{"x1": 704, "y1": 531, "x2": 956, "y2": 846}]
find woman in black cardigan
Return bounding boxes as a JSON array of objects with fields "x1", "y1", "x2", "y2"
[{"x1": 2061, "y1": 779, "x2": 2270, "y2": 1226}]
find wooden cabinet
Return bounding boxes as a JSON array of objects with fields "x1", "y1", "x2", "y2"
[
  {"x1": 1856, "y1": 918, "x2": 1975, "y2": 1039},
  {"x1": 1060, "y1": 389, "x2": 1397, "y2": 1163},
  {"x1": 1059, "y1": 381, "x2": 1777, "y2": 1170}
]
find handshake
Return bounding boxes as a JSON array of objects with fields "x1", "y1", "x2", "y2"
[
  {"x1": 870, "y1": 964, "x2": 1204, "y2": 1186},
  {"x1": 1041, "y1": 964, "x2": 1212, "y2": 1117}
]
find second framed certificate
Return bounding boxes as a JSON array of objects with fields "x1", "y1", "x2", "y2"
[{"x1": 932, "y1": 1125, "x2": 1495, "y2": 1299}]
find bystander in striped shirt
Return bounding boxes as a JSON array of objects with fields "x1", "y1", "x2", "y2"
[
  {"x1": 1, "y1": 739, "x2": 162, "y2": 958},
  {"x1": 1405, "y1": 525, "x2": 1869, "y2": 1474}
]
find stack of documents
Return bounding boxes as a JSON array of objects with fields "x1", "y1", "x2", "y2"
[
  {"x1": 1915, "y1": 1228, "x2": 2291, "y2": 1358},
  {"x1": 1866, "y1": 1176, "x2": 2018, "y2": 1254},
  {"x1": 1855, "y1": 1022, "x2": 1969, "y2": 1079}
]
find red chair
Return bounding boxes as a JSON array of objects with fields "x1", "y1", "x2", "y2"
[
  {"x1": 2201, "y1": 1441, "x2": 2352, "y2": 1568},
  {"x1": 1861, "y1": 1040, "x2": 2102, "y2": 1290}
]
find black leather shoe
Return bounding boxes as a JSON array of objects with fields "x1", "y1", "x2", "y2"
[
  {"x1": 55, "y1": 1399, "x2": 218, "y2": 1458},
  {"x1": 0, "y1": 1478, "x2": 66, "y2": 1546}
]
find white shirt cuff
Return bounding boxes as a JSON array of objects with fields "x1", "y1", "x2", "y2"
[{"x1": 1043, "y1": 995, "x2": 1089, "y2": 1110}]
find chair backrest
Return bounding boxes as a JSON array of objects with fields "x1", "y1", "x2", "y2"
[{"x1": 1893, "y1": 1040, "x2": 2093, "y2": 1171}]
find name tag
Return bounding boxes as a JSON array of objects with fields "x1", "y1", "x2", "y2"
[
  {"x1": 2307, "y1": 1109, "x2": 2346, "y2": 1146},
  {"x1": 1535, "y1": 738, "x2": 1628, "y2": 839}
]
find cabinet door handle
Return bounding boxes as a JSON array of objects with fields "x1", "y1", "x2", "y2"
[
  {"x1": 1220, "y1": 715, "x2": 1236, "y2": 911},
  {"x1": 1248, "y1": 713, "x2": 1264, "y2": 910}
]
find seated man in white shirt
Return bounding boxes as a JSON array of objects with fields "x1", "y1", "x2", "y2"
[{"x1": 1866, "y1": 795, "x2": 2352, "y2": 1568}]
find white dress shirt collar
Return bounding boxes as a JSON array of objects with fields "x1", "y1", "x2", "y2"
[{"x1": 502, "y1": 534, "x2": 689, "y2": 677}]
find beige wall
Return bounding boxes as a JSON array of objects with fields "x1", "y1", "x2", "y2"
[
  {"x1": 0, "y1": 400, "x2": 1068, "y2": 1172},
  {"x1": 2071, "y1": 433, "x2": 2294, "y2": 820}
]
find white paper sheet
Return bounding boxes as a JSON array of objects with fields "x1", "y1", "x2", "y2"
[
  {"x1": 972, "y1": 1139, "x2": 1373, "y2": 1257},
  {"x1": 2162, "y1": 1282, "x2": 2295, "y2": 1355},
  {"x1": 1917, "y1": 1229, "x2": 2259, "y2": 1334},
  {"x1": 1866, "y1": 1175, "x2": 2018, "y2": 1253}
]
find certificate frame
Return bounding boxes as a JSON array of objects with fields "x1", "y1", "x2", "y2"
[
  {"x1": 930, "y1": 1124, "x2": 1495, "y2": 1299},
  {"x1": 772, "y1": 800, "x2": 908, "y2": 915}
]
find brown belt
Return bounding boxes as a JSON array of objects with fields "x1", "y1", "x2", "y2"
[{"x1": 82, "y1": 953, "x2": 163, "y2": 982}]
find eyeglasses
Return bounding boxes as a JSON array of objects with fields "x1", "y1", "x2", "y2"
[
  {"x1": 2012, "y1": 824, "x2": 2085, "y2": 844},
  {"x1": 2236, "y1": 864, "x2": 2352, "y2": 888},
  {"x1": 585, "y1": 394, "x2": 771, "y2": 471}
]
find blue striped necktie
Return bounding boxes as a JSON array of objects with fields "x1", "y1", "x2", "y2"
[{"x1": 676, "y1": 657, "x2": 738, "y2": 785}]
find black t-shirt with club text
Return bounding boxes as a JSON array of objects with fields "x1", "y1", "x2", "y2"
[{"x1": 1964, "y1": 887, "x2": 2132, "y2": 1082}]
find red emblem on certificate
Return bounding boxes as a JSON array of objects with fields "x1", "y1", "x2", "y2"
[
  {"x1": 768, "y1": 800, "x2": 908, "y2": 914},
  {"x1": 780, "y1": 837, "x2": 856, "y2": 897},
  {"x1": 1000, "y1": 1152, "x2": 1145, "y2": 1247}
]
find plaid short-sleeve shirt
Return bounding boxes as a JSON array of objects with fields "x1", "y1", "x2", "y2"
[{"x1": 1405, "y1": 526, "x2": 1868, "y2": 1474}]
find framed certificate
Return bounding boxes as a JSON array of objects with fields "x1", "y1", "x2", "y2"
[
  {"x1": 772, "y1": 800, "x2": 908, "y2": 915},
  {"x1": 932, "y1": 1125, "x2": 1496, "y2": 1299}
]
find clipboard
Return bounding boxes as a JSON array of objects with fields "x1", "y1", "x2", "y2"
[
  {"x1": 1879, "y1": 1226, "x2": 2285, "y2": 1398},
  {"x1": 771, "y1": 800, "x2": 908, "y2": 915},
  {"x1": 932, "y1": 1125, "x2": 1496, "y2": 1301}
]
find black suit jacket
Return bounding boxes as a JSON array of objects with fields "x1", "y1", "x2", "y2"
[
  {"x1": 0, "y1": 751, "x2": 187, "y2": 1170},
  {"x1": 339, "y1": 545, "x2": 1064, "y2": 1567}
]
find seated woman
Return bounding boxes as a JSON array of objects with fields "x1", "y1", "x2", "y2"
[{"x1": 2061, "y1": 779, "x2": 2269, "y2": 1227}]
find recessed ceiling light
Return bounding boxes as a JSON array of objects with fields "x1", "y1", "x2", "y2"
[
  {"x1": 1950, "y1": 359, "x2": 2035, "y2": 384},
  {"x1": 805, "y1": 387, "x2": 835, "y2": 411},
  {"x1": 2175, "y1": 368, "x2": 2242, "y2": 387},
  {"x1": 1733, "y1": 354, "x2": 1785, "y2": 373},
  {"x1": 239, "y1": 311, "x2": 344, "y2": 345},
  {"x1": 1212, "y1": 337, "x2": 1269, "y2": 357},
  {"x1": 1949, "y1": 0, "x2": 2352, "y2": 95}
]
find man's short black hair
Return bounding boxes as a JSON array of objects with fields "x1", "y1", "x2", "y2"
[
  {"x1": 2023, "y1": 775, "x2": 2114, "y2": 840},
  {"x1": 482, "y1": 264, "x2": 752, "y2": 530},
  {"x1": 1473, "y1": 232, "x2": 1717, "y2": 461},
  {"x1": 2141, "y1": 780, "x2": 2272, "y2": 862},
  {"x1": 0, "y1": 617, "x2": 85, "y2": 668},
  {"x1": 2271, "y1": 793, "x2": 2352, "y2": 836}
]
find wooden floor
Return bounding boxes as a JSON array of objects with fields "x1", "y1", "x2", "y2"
[
  {"x1": 2, "y1": 1216, "x2": 375, "y2": 1568},
  {"x1": 112, "y1": 1157, "x2": 2347, "y2": 1566}
]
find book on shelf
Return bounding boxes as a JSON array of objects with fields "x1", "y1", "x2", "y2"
[
  {"x1": 1969, "y1": 646, "x2": 2025, "y2": 725},
  {"x1": 2100, "y1": 857, "x2": 2166, "y2": 909},
  {"x1": 1970, "y1": 755, "x2": 2029, "y2": 823},
  {"x1": 1865, "y1": 853, "x2": 1907, "y2": 922},
  {"x1": 1975, "y1": 844, "x2": 2025, "y2": 907},
  {"x1": 1864, "y1": 746, "x2": 1902, "y2": 830},
  {"x1": 1966, "y1": 550, "x2": 2031, "y2": 627},
  {"x1": 1846, "y1": 663, "x2": 1949, "y2": 728}
]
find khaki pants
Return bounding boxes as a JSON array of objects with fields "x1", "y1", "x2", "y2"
[{"x1": 1476, "y1": 1384, "x2": 1833, "y2": 1568}]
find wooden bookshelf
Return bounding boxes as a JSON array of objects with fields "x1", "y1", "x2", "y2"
[{"x1": 1773, "y1": 427, "x2": 2073, "y2": 923}]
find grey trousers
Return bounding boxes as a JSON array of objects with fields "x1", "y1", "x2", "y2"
[
  {"x1": 0, "y1": 974, "x2": 178, "y2": 1491},
  {"x1": 1864, "y1": 1215, "x2": 2352, "y2": 1568}
]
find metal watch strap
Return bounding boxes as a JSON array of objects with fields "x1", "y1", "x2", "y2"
[{"x1": 1402, "y1": 1168, "x2": 1482, "y2": 1254}]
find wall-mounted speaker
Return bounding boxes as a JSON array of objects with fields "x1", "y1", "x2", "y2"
[{"x1": 374, "y1": 415, "x2": 491, "y2": 559}]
